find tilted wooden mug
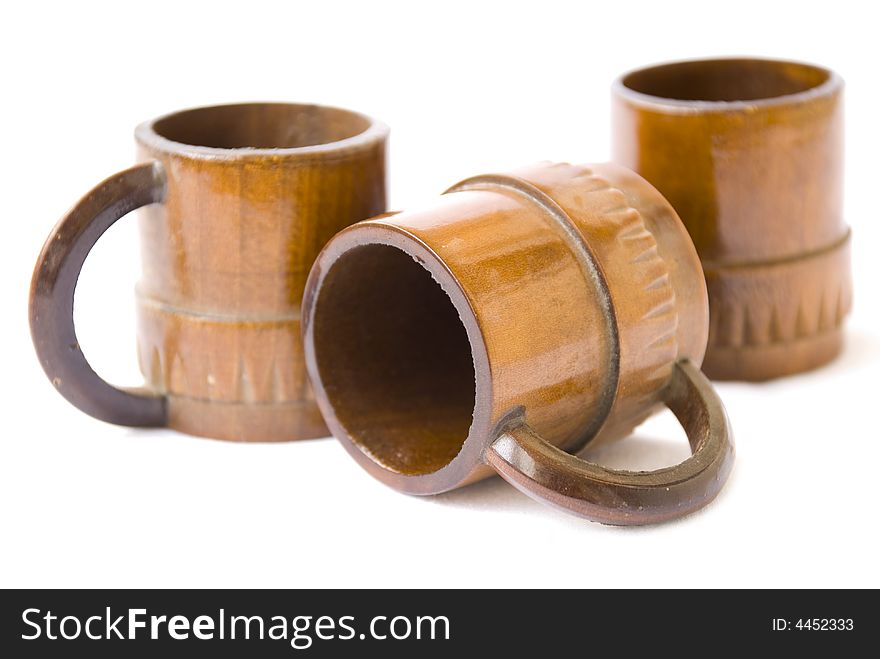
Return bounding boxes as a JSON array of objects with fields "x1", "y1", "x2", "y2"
[
  {"x1": 302, "y1": 162, "x2": 735, "y2": 525},
  {"x1": 613, "y1": 58, "x2": 852, "y2": 380},
  {"x1": 30, "y1": 103, "x2": 388, "y2": 441}
]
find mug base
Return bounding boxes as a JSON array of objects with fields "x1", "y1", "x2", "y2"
[
  {"x1": 703, "y1": 327, "x2": 844, "y2": 381},
  {"x1": 166, "y1": 396, "x2": 330, "y2": 442}
]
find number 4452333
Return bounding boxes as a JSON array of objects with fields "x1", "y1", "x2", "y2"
[{"x1": 772, "y1": 619, "x2": 854, "y2": 631}]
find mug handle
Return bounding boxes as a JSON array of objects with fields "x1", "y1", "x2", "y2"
[
  {"x1": 29, "y1": 161, "x2": 168, "y2": 427},
  {"x1": 485, "y1": 359, "x2": 734, "y2": 525}
]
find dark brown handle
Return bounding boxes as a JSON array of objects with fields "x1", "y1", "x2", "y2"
[
  {"x1": 29, "y1": 161, "x2": 168, "y2": 426},
  {"x1": 485, "y1": 359, "x2": 735, "y2": 525}
]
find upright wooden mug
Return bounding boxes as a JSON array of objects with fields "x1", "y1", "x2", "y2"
[
  {"x1": 303, "y1": 162, "x2": 735, "y2": 525},
  {"x1": 612, "y1": 58, "x2": 852, "y2": 380},
  {"x1": 30, "y1": 103, "x2": 388, "y2": 441}
]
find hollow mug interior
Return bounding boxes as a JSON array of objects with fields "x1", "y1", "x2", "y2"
[
  {"x1": 620, "y1": 58, "x2": 831, "y2": 103},
  {"x1": 311, "y1": 244, "x2": 476, "y2": 476},
  {"x1": 149, "y1": 102, "x2": 374, "y2": 150}
]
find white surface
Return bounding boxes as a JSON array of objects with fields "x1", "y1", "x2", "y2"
[{"x1": 2, "y1": 0, "x2": 878, "y2": 588}]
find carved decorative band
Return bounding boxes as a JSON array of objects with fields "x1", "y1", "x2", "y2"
[
  {"x1": 135, "y1": 295, "x2": 307, "y2": 405},
  {"x1": 705, "y1": 233, "x2": 852, "y2": 350},
  {"x1": 558, "y1": 166, "x2": 680, "y2": 405}
]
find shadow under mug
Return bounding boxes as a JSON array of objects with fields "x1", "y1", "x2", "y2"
[
  {"x1": 303, "y1": 162, "x2": 735, "y2": 525},
  {"x1": 612, "y1": 58, "x2": 852, "y2": 380},
  {"x1": 30, "y1": 102, "x2": 388, "y2": 441}
]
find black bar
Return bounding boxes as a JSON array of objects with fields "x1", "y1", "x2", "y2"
[{"x1": 0, "y1": 589, "x2": 870, "y2": 656}]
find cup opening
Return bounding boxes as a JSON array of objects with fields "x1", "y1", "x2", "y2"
[
  {"x1": 311, "y1": 243, "x2": 476, "y2": 476},
  {"x1": 621, "y1": 59, "x2": 831, "y2": 102},
  {"x1": 150, "y1": 103, "x2": 373, "y2": 149}
]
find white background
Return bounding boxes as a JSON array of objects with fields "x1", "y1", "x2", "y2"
[{"x1": 2, "y1": 0, "x2": 878, "y2": 588}]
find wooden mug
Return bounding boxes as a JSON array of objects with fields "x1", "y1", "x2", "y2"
[
  {"x1": 30, "y1": 103, "x2": 388, "y2": 441},
  {"x1": 612, "y1": 58, "x2": 852, "y2": 380},
  {"x1": 302, "y1": 162, "x2": 734, "y2": 525}
]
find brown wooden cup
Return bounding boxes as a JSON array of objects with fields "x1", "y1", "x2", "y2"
[
  {"x1": 612, "y1": 58, "x2": 852, "y2": 380},
  {"x1": 303, "y1": 162, "x2": 735, "y2": 525},
  {"x1": 30, "y1": 103, "x2": 387, "y2": 441}
]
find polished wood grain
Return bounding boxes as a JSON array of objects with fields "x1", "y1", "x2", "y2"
[
  {"x1": 303, "y1": 162, "x2": 734, "y2": 524},
  {"x1": 612, "y1": 58, "x2": 851, "y2": 380},
  {"x1": 31, "y1": 103, "x2": 388, "y2": 441}
]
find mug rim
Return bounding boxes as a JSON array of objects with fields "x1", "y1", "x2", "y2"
[
  {"x1": 612, "y1": 57, "x2": 842, "y2": 114},
  {"x1": 135, "y1": 101, "x2": 388, "y2": 160}
]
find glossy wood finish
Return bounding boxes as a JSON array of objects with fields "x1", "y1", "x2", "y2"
[
  {"x1": 30, "y1": 103, "x2": 387, "y2": 441},
  {"x1": 303, "y1": 162, "x2": 735, "y2": 524},
  {"x1": 612, "y1": 58, "x2": 852, "y2": 380}
]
